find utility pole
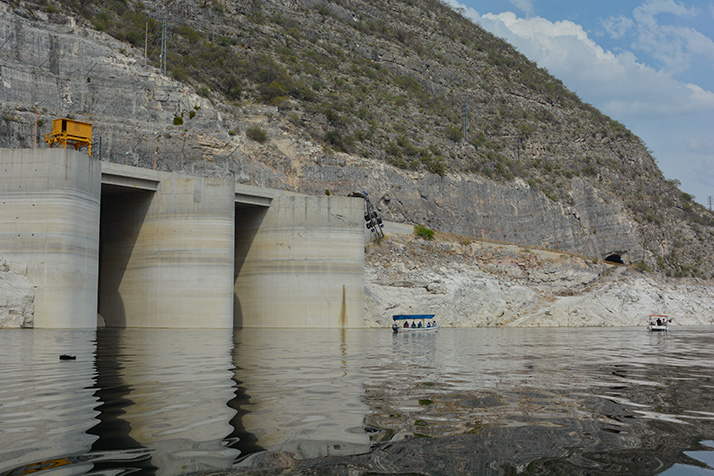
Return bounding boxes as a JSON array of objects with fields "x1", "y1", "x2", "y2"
[
  {"x1": 160, "y1": 19, "x2": 167, "y2": 75},
  {"x1": 462, "y1": 102, "x2": 467, "y2": 142},
  {"x1": 708, "y1": 195, "x2": 712, "y2": 211},
  {"x1": 34, "y1": 103, "x2": 38, "y2": 149}
]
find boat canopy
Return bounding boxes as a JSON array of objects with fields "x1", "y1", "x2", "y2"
[{"x1": 393, "y1": 314, "x2": 435, "y2": 321}]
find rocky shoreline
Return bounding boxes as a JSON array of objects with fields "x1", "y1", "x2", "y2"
[
  {"x1": 364, "y1": 230, "x2": 714, "y2": 328},
  {"x1": 3, "y1": 229, "x2": 714, "y2": 328}
]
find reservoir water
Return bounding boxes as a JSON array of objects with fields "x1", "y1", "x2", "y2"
[{"x1": 1, "y1": 327, "x2": 713, "y2": 475}]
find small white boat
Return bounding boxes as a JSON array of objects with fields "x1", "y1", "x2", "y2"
[
  {"x1": 392, "y1": 314, "x2": 439, "y2": 333},
  {"x1": 647, "y1": 314, "x2": 671, "y2": 332}
]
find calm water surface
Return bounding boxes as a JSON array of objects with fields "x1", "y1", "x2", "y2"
[{"x1": 1, "y1": 327, "x2": 713, "y2": 475}]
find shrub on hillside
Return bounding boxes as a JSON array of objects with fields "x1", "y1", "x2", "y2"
[
  {"x1": 246, "y1": 125, "x2": 267, "y2": 143},
  {"x1": 414, "y1": 224, "x2": 435, "y2": 240}
]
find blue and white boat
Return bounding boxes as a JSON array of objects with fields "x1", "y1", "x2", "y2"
[{"x1": 392, "y1": 314, "x2": 439, "y2": 333}]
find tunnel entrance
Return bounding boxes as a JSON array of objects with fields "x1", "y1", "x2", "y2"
[{"x1": 605, "y1": 253, "x2": 624, "y2": 264}]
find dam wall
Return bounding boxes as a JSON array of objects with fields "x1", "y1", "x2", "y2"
[
  {"x1": 100, "y1": 166, "x2": 237, "y2": 328},
  {"x1": 0, "y1": 149, "x2": 365, "y2": 328},
  {"x1": 0, "y1": 148, "x2": 100, "y2": 328},
  {"x1": 235, "y1": 194, "x2": 365, "y2": 328}
]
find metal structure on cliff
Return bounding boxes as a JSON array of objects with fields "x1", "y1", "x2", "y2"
[
  {"x1": 44, "y1": 118, "x2": 92, "y2": 155},
  {"x1": 350, "y1": 191, "x2": 384, "y2": 239},
  {"x1": 160, "y1": 19, "x2": 167, "y2": 75}
]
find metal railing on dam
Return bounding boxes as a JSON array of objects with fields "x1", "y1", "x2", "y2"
[{"x1": 1, "y1": 148, "x2": 365, "y2": 329}]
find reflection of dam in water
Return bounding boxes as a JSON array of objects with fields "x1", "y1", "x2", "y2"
[
  {"x1": 0, "y1": 148, "x2": 364, "y2": 329},
  {"x1": 94, "y1": 329, "x2": 243, "y2": 475},
  {"x1": 4, "y1": 328, "x2": 714, "y2": 475},
  {"x1": 0, "y1": 330, "x2": 100, "y2": 475},
  {"x1": 231, "y1": 328, "x2": 372, "y2": 460},
  {"x1": 0, "y1": 328, "x2": 373, "y2": 475},
  {"x1": 93, "y1": 329, "x2": 372, "y2": 470}
]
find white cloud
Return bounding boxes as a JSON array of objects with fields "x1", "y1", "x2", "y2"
[
  {"x1": 442, "y1": 0, "x2": 714, "y2": 203},
  {"x1": 509, "y1": 0, "x2": 534, "y2": 17},
  {"x1": 633, "y1": 0, "x2": 697, "y2": 25},
  {"x1": 601, "y1": 15, "x2": 634, "y2": 39},
  {"x1": 687, "y1": 137, "x2": 714, "y2": 154},
  {"x1": 448, "y1": 4, "x2": 714, "y2": 119},
  {"x1": 602, "y1": 0, "x2": 714, "y2": 74}
]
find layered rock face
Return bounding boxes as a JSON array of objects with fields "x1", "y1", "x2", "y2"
[
  {"x1": 302, "y1": 160, "x2": 643, "y2": 262},
  {"x1": 0, "y1": 3, "x2": 223, "y2": 169},
  {"x1": 0, "y1": 258, "x2": 34, "y2": 328},
  {"x1": 0, "y1": 2, "x2": 646, "y2": 266},
  {"x1": 365, "y1": 232, "x2": 714, "y2": 328},
  {"x1": 1, "y1": 0, "x2": 713, "y2": 284}
]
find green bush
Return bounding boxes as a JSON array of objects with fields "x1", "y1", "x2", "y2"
[
  {"x1": 634, "y1": 261, "x2": 652, "y2": 273},
  {"x1": 177, "y1": 25, "x2": 203, "y2": 43},
  {"x1": 425, "y1": 155, "x2": 447, "y2": 176},
  {"x1": 445, "y1": 125, "x2": 463, "y2": 142},
  {"x1": 414, "y1": 224, "x2": 435, "y2": 240},
  {"x1": 325, "y1": 129, "x2": 352, "y2": 152},
  {"x1": 246, "y1": 125, "x2": 267, "y2": 143},
  {"x1": 385, "y1": 141, "x2": 401, "y2": 157},
  {"x1": 259, "y1": 81, "x2": 288, "y2": 103},
  {"x1": 173, "y1": 116, "x2": 183, "y2": 126}
]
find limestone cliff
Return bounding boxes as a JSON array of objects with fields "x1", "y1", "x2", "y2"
[
  {"x1": 1, "y1": 0, "x2": 713, "y2": 279},
  {"x1": 0, "y1": 258, "x2": 34, "y2": 328},
  {"x1": 365, "y1": 230, "x2": 714, "y2": 328}
]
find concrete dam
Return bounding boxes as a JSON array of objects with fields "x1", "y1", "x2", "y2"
[{"x1": 1, "y1": 148, "x2": 365, "y2": 329}]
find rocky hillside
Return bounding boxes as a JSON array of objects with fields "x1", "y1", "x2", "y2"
[
  {"x1": 365, "y1": 230, "x2": 714, "y2": 328},
  {"x1": 1, "y1": 0, "x2": 714, "y2": 277}
]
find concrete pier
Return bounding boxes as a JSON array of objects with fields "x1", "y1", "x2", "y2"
[
  {"x1": 100, "y1": 166, "x2": 237, "y2": 328},
  {"x1": 235, "y1": 194, "x2": 365, "y2": 328},
  {"x1": 0, "y1": 149, "x2": 365, "y2": 328},
  {"x1": 0, "y1": 149, "x2": 100, "y2": 328}
]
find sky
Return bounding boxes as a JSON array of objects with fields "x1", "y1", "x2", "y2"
[{"x1": 444, "y1": 0, "x2": 714, "y2": 207}]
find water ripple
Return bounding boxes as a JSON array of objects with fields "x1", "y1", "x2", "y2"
[{"x1": 2, "y1": 326, "x2": 714, "y2": 475}]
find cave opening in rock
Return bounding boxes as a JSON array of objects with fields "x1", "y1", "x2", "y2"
[{"x1": 605, "y1": 254, "x2": 624, "y2": 264}]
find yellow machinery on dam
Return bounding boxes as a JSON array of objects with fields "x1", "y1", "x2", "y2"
[{"x1": 44, "y1": 118, "x2": 93, "y2": 155}]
